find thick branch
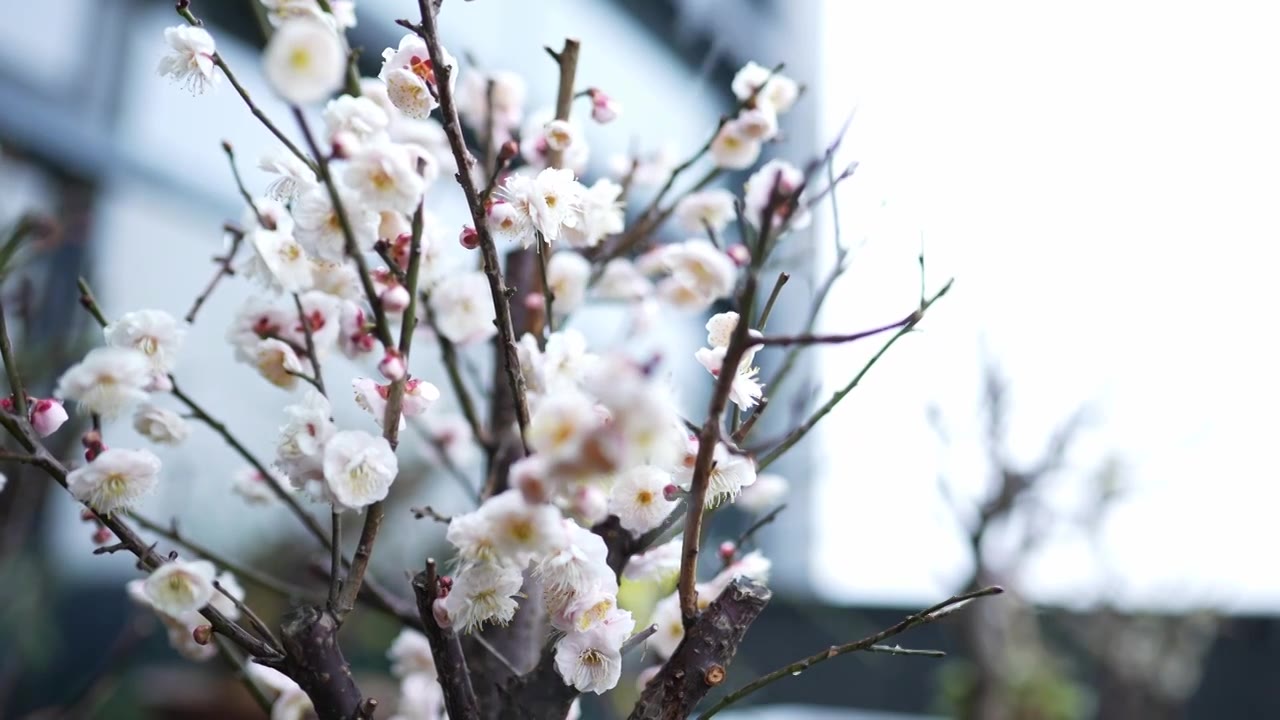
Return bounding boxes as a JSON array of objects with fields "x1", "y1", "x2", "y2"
[
  {"x1": 697, "y1": 585, "x2": 1004, "y2": 719},
  {"x1": 411, "y1": 560, "x2": 480, "y2": 720},
  {"x1": 279, "y1": 606, "x2": 363, "y2": 720},
  {"x1": 629, "y1": 577, "x2": 772, "y2": 720}
]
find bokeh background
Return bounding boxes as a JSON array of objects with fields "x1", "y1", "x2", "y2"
[{"x1": 2, "y1": 0, "x2": 1279, "y2": 718}]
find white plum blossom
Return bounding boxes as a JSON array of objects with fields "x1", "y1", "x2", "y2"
[
  {"x1": 546, "y1": 251, "x2": 591, "y2": 315},
  {"x1": 56, "y1": 347, "x2": 152, "y2": 419},
  {"x1": 661, "y1": 240, "x2": 738, "y2": 310},
  {"x1": 293, "y1": 185, "x2": 380, "y2": 261},
  {"x1": 323, "y1": 94, "x2": 391, "y2": 147},
  {"x1": 430, "y1": 271, "x2": 497, "y2": 344},
  {"x1": 519, "y1": 110, "x2": 589, "y2": 172},
  {"x1": 243, "y1": 228, "x2": 313, "y2": 293},
  {"x1": 673, "y1": 189, "x2": 738, "y2": 234},
  {"x1": 104, "y1": 309, "x2": 186, "y2": 377},
  {"x1": 527, "y1": 389, "x2": 600, "y2": 463},
  {"x1": 699, "y1": 443, "x2": 758, "y2": 505},
  {"x1": 133, "y1": 403, "x2": 190, "y2": 445},
  {"x1": 709, "y1": 549, "x2": 772, "y2": 596},
  {"x1": 232, "y1": 466, "x2": 283, "y2": 505},
  {"x1": 608, "y1": 465, "x2": 676, "y2": 535},
  {"x1": 735, "y1": 105, "x2": 779, "y2": 141},
  {"x1": 744, "y1": 158, "x2": 811, "y2": 230},
  {"x1": 263, "y1": 18, "x2": 346, "y2": 105},
  {"x1": 647, "y1": 592, "x2": 685, "y2": 659},
  {"x1": 731, "y1": 61, "x2": 800, "y2": 114},
  {"x1": 261, "y1": 0, "x2": 357, "y2": 30},
  {"x1": 67, "y1": 448, "x2": 162, "y2": 515},
  {"x1": 695, "y1": 311, "x2": 764, "y2": 411},
  {"x1": 144, "y1": 559, "x2": 217, "y2": 617},
  {"x1": 562, "y1": 179, "x2": 624, "y2": 249},
  {"x1": 446, "y1": 510, "x2": 501, "y2": 566},
  {"x1": 710, "y1": 120, "x2": 761, "y2": 170},
  {"x1": 250, "y1": 338, "x2": 305, "y2": 389},
  {"x1": 594, "y1": 258, "x2": 653, "y2": 301},
  {"x1": 498, "y1": 168, "x2": 585, "y2": 247},
  {"x1": 352, "y1": 376, "x2": 440, "y2": 429},
  {"x1": 260, "y1": 149, "x2": 318, "y2": 202},
  {"x1": 343, "y1": 140, "x2": 427, "y2": 214},
  {"x1": 276, "y1": 389, "x2": 336, "y2": 491},
  {"x1": 323, "y1": 429, "x2": 398, "y2": 510},
  {"x1": 623, "y1": 536, "x2": 683, "y2": 582},
  {"x1": 443, "y1": 560, "x2": 524, "y2": 633},
  {"x1": 553, "y1": 609, "x2": 634, "y2": 694},
  {"x1": 391, "y1": 672, "x2": 446, "y2": 720},
  {"x1": 483, "y1": 489, "x2": 563, "y2": 564},
  {"x1": 738, "y1": 473, "x2": 788, "y2": 512},
  {"x1": 388, "y1": 628, "x2": 437, "y2": 680},
  {"x1": 247, "y1": 663, "x2": 316, "y2": 720},
  {"x1": 157, "y1": 26, "x2": 219, "y2": 93},
  {"x1": 379, "y1": 34, "x2": 455, "y2": 119},
  {"x1": 536, "y1": 520, "x2": 615, "y2": 605}
]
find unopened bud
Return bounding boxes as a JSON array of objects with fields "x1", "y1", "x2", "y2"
[
  {"x1": 221, "y1": 140, "x2": 233, "y2": 154},
  {"x1": 81, "y1": 509, "x2": 97, "y2": 522},
  {"x1": 330, "y1": 131, "x2": 355, "y2": 160},
  {"x1": 523, "y1": 293, "x2": 545, "y2": 311},
  {"x1": 663, "y1": 483, "x2": 683, "y2": 502},
  {"x1": 458, "y1": 225, "x2": 479, "y2": 250},
  {"x1": 432, "y1": 597, "x2": 451, "y2": 627},
  {"x1": 718, "y1": 541, "x2": 737, "y2": 563},
  {"x1": 588, "y1": 88, "x2": 621, "y2": 124},
  {"x1": 380, "y1": 284, "x2": 411, "y2": 313},
  {"x1": 378, "y1": 348, "x2": 407, "y2": 381},
  {"x1": 438, "y1": 575, "x2": 453, "y2": 593},
  {"x1": 726, "y1": 244, "x2": 751, "y2": 267},
  {"x1": 30, "y1": 398, "x2": 69, "y2": 437},
  {"x1": 192, "y1": 624, "x2": 214, "y2": 646},
  {"x1": 0, "y1": 397, "x2": 12, "y2": 413},
  {"x1": 498, "y1": 140, "x2": 519, "y2": 164},
  {"x1": 92, "y1": 526, "x2": 113, "y2": 545}
]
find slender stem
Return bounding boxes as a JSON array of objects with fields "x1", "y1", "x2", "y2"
[
  {"x1": 731, "y1": 396, "x2": 768, "y2": 444},
  {"x1": 223, "y1": 142, "x2": 268, "y2": 228},
  {"x1": 726, "y1": 503, "x2": 787, "y2": 563},
  {"x1": 409, "y1": 2, "x2": 531, "y2": 450},
  {"x1": 756, "y1": 272, "x2": 789, "y2": 331},
  {"x1": 186, "y1": 229, "x2": 244, "y2": 324},
  {"x1": 292, "y1": 293, "x2": 326, "y2": 395},
  {"x1": 697, "y1": 586, "x2": 1004, "y2": 719},
  {"x1": 214, "y1": 636, "x2": 275, "y2": 715},
  {"x1": 291, "y1": 108, "x2": 395, "y2": 348},
  {"x1": 328, "y1": 510, "x2": 342, "y2": 609},
  {"x1": 536, "y1": 239, "x2": 555, "y2": 335},
  {"x1": 0, "y1": 296, "x2": 27, "y2": 418},
  {"x1": 75, "y1": 277, "x2": 109, "y2": 327},
  {"x1": 756, "y1": 311, "x2": 918, "y2": 347},
  {"x1": 174, "y1": 5, "x2": 314, "y2": 172},
  {"x1": 130, "y1": 513, "x2": 316, "y2": 600},
  {"x1": 756, "y1": 280, "x2": 952, "y2": 472},
  {"x1": 765, "y1": 249, "x2": 848, "y2": 393},
  {"x1": 420, "y1": 292, "x2": 490, "y2": 452}
]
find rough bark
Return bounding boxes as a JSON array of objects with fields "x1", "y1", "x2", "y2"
[
  {"x1": 279, "y1": 605, "x2": 363, "y2": 720},
  {"x1": 629, "y1": 577, "x2": 772, "y2": 720},
  {"x1": 499, "y1": 642, "x2": 579, "y2": 720},
  {"x1": 411, "y1": 563, "x2": 481, "y2": 720}
]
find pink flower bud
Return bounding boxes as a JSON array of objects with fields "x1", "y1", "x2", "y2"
[
  {"x1": 81, "y1": 509, "x2": 97, "y2": 522},
  {"x1": 438, "y1": 575, "x2": 454, "y2": 593},
  {"x1": 432, "y1": 597, "x2": 451, "y2": 627},
  {"x1": 380, "y1": 284, "x2": 411, "y2": 313},
  {"x1": 378, "y1": 348, "x2": 407, "y2": 381},
  {"x1": 727, "y1": 244, "x2": 751, "y2": 267},
  {"x1": 498, "y1": 140, "x2": 519, "y2": 164},
  {"x1": 29, "y1": 398, "x2": 68, "y2": 437},
  {"x1": 92, "y1": 526, "x2": 113, "y2": 545},
  {"x1": 192, "y1": 625, "x2": 213, "y2": 645},
  {"x1": 0, "y1": 397, "x2": 12, "y2": 413},
  {"x1": 718, "y1": 541, "x2": 737, "y2": 563},
  {"x1": 523, "y1": 293, "x2": 545, "y2": 312},
  {"x1": 330, "y1": 131, "x2": 355, "y2": 159},
  {"x1": 663, "y1": 483, "x2": 682, "y2": 502},
  {"x1": 459, "y1": 225, "x2": 479, "y2": 249},
  {"x1": 589, "y1": 88, "x2": 620, "y2": 124}
]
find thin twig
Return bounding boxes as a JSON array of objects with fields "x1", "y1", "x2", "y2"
[
  {"x1": 755, "y1": 310, "x2": 919, "y2": 347},
  {"x1": 536, "y1": 239, "x2": 555, "y2": 334},
  {"x1": 176, "y1": 4, "x2": 315, "y2": 173},
  {"x1": 0, "y1": 296, "x2": 27, "y2": 418},
  {"x1": 757, "y1": 272, "x2": 790, "y2": 331},
  {"x1": 726, "y1": 504, "x2": 787, "y2": 564},
  {"x1": 756, "y1": 279, "x2": 952, "y2": 472},
  {"x1": 410, "y1": 505, "x2": 452, "y2": 523},
  {"x1": 420, "y1": 293, "x2": 491, "y2": 451},
  {"x1": 185, "y1": 229, "x2": 243, "y2": 324},
  {"x1": 730, "y1": 397, "x2": 768, "y2": 445},
  {"x1": 697, "y1": 585, "x2": 1004, "y2": 718}
]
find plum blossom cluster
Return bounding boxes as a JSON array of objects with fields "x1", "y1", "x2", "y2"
[
  {"x1": 128, "y1": 558, "x2": 244, "y2": 662},
  {"x1": 709, "y1": 62, "x2": 801, "y2": 169}
]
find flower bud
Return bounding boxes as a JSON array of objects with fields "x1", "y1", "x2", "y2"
[
  {"x1": 92, "y1": 526, "x2": 113, "y2": 545},
  {"x1": 432, "y1": 597, "x2": 451, "y2": 627},
  {"x1": 498, "y1": 139, "x2": 519, "y2": 165},
  {"x1": 29, "y1": 398, "x2": 69, "y2": 437},
  {"x1": 588, "y1": 88, "x2": 621, "y2": 124},
  {"x1": 380, "y1": 284, "x2": 411, "y2": 313},
  {"x1": 718, "y1": 541, "x2": 737, "y2": 563},
  {"x1": 0, "y1": 397, "x2": 12, "y2": 413},
  {"x1": 378, "y1": 348, "x2": 407, "y2": 381},
  {"x1": 523, "y1": 293, "x2": 545, "y2": 312},
  {"x1": 726, "y1": 244, "x2": 751, "y2": 267},
  {"x1": 458, "y1": 225, "x2": 480, "y2": 250},
  {"x1": 663, "y1": 483, "x2": 683, "y2": 502},
  {"x1": 192, "y1": 624, "x2": 214, "y2": 646},
  {"x1": 544, "y1": 120, "x2": 574, "y2": 151}
]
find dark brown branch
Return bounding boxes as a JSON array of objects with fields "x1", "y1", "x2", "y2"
[
  {"x1": 697, "y1": 585, "x2": 1004, "y2": 718},
  {"x1": 279, "y1": 606, "x2": 363, "y2": 720},
  {"x1": 629, "y1": 577, "x2": 772, "y2": 720},
  {"x1": 756, "y1": 272, "x2": 789, "y2": 331},
  {"x1": 409, "y1": 1, "x2": 531, "y2": 448},
  {"x1": 410, "y1": 505, "x2": 452, "y2": 523},
  {"x1": 756, "y1": 278, "x2": 953, "y2": 472},
  {"x1": 755, "y1": 310, "x2": 918, "y2": 347},
  {"x1": 544, "y1": 38, "x2": 581, "y2": 168},
  {"x1": 185, "y1": 229, "x2": 243, "y2": 324},
  {"x1": 411, "y1": 559, "x2": 480, "y2": 720}
]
